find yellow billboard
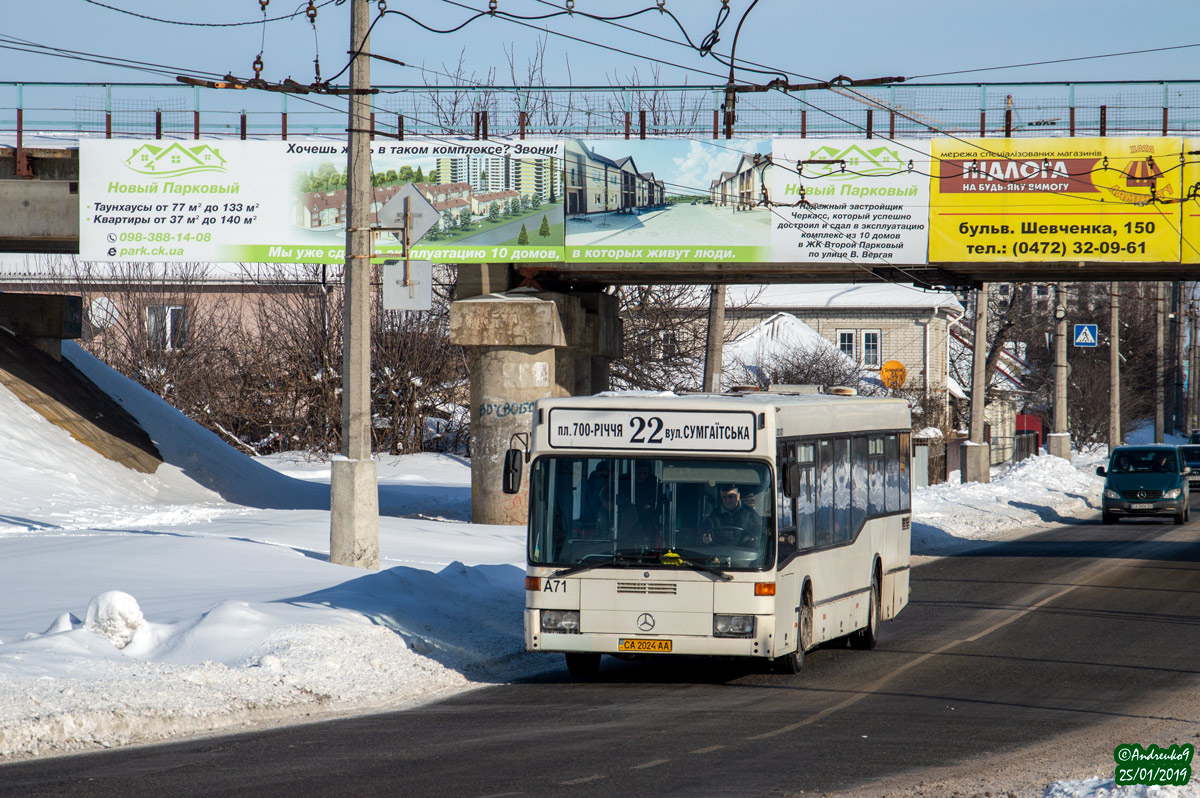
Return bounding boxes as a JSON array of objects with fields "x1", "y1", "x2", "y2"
[
  {"x1": 1183, "y1": 139, "x2": 1200, "y2": 264},
  {"x1": 930, "y1": 137, "x2": 1183, "y2": 263}
]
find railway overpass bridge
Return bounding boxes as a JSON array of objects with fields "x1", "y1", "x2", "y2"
[{"x1": 3, "y1": 79, "x2": 1199, "y2": 522}]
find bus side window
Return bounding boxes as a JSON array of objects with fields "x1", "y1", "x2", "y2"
[
  {"x1": 868, "y1": 437, "x2": 885, "y2": 515},
  {"x1": 851, "y1": 436, "x2": 868, "y2": 535},
  {"x1": 899, "y1": 432, "x2": 911, "y2": 511},
  {"x1": 834, "y1": 438, "x2": 852, "y2": 543},
  {"x1": 795, "y1": 443, "x2": 816, "y2": 550},
  {"x1": 886, "y1": 434, "x2": 900, "y2": 513},
  {"x1": 777, "y1": 442, "x2": 797, "y2": 561},
  {"x1": 816, "y1": 439, "x2": 834, "y2": 547}
]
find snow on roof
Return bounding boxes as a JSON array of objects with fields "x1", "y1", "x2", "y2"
[
  {"x1": 723, "y1": 312, "x2": 842, "y2": 369},
  {"x1": 728, "y1": 283, "x2": 963, "y2": 314}
]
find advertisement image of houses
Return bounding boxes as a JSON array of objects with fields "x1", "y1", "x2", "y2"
[
  {"x1": 292, "y1": 152, "x2": 563, "y2": 246},
  {"x1": 563, "y1": 140, "x2": 665, "y2": 215},
  {"x1": 565, "y1": 138, "x2": 772, "y2": 250}
]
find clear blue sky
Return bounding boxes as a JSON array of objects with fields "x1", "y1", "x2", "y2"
[{"x1": 7, "y1": 0, "x2": 1200, "y2": 90}]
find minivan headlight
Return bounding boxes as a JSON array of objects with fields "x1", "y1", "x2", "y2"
[
  {"x1": 1103, "y1": 488, "x2": 1121, "y2": 499},
  {"x1": 1163, "y1": 488, "x2": 1182, "y2": 499},
  {"x1": 541, "y1": 610, "x2": 580, "y2": 633}
]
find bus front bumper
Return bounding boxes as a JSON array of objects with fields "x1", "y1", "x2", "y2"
[{"x1": 526, "y1": 610, "x2": 776, "y2": 658}]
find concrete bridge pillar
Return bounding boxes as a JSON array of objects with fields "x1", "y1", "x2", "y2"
[{"x1": 449, "y1": 290, "x2": 620, "y2": 524}]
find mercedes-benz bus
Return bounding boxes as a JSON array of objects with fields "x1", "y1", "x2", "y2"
[{"x1": 503, "y1": 387, "x2": 912, "y2": 677}]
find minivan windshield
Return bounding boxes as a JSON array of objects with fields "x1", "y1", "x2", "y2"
[{"x1": 1109, "y1": 448, "x2": 1179, "y2": 473}]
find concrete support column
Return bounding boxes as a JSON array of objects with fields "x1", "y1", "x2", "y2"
[
  {"x1": 962, "y1": 284, "x2": 990, "y2": 484},
  {"x1": 455, "y1": 263, "x2": 517, "y2": 300},
  {"x1": 1048, "y1": 282, "x2": 1071, "y2": 460},
  {"x1": 450, "y1": 290, "x2": 621, "y2": 524},
  {"x1": 467, "y1": 345, "x2": 555, "y2": 525}
]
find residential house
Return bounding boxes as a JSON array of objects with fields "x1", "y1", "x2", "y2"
[{"x1": 725, "y1": 283, "x2": 964, "y2": 425}]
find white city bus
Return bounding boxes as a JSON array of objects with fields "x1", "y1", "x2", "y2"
[{"x1": 503, "y1": 387, "x2": 912, "y2": 677}]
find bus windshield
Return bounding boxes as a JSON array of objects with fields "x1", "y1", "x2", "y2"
[{"x1": 528, "y1": 456, "x2": 775, "y2": 571}]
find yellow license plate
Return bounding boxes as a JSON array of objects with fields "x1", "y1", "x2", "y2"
[{"x1": 618, "y1": 638, "x2": 672, "y2": 653}]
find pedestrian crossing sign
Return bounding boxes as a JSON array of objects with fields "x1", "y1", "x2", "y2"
[{"x1": 1073, "y1": 324, "x2": 1098, "y2": 347}]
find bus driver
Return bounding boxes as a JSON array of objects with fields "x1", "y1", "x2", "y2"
[{"x1": 703, "y1": 484, "x2": 762, "y2": 546}]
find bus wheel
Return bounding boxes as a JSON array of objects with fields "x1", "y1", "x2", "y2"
[
  {"x1": 775, "y1": 594, "x2": 812, "y2": 674},
  {"x1": 849, "y1": 572, "x2": 880, "y2": 651},
  {"x1": 565, "y1": 653, "x2": 601, "y2": 679}
]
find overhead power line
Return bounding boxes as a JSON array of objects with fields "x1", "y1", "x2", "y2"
[
  {"x1": 79, "y1": 0, "x2": 348, "y2": 27},
  {"x1": 909, "y1": 42, "x2": 1200, "y2": 80}
]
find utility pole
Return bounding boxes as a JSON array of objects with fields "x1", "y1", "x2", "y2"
[
  {"x1": 1175, "y1": 281, "x2": 1185, "y2": 435},
  {"x1": 1048, "y1": 282, "x2": 1071, "y2": 459},
  {"x1": 962, "y1": 284, "x2": 990, "y2": 483},
  {"x1": 329, "y1": 0, "x2": 379, "y2": 570},
  {"x1": 1156, "y1": 281, "x2": 1165, "y2": 443},
  {"x1": 1185, "y1": 300, "x2": 1195, "y2": 436},
  {"x1": 1109, "y1": 281, "x2": 1120, "y2": 449},
  {"x1": 703, "y1": 284, "x2": 726, "y2": 392}
]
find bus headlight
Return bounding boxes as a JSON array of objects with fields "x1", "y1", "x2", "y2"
[
  {"x1": 1164, "y1": 488, "x2": 1182, "y2": 499},
  {"x1": 541, "y1": 610, "x2": 580, "y2": 633},
  {"x1": 713, "y1": 614, "x2": 756, "y2": 638},
  {"x1": 1103, "y1": 488, "x2": 1121, "y2": 499}
]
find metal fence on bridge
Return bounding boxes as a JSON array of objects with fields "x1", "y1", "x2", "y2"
[{"x1": 4, "y1": 80, "x2": 1200, "y2": 143}]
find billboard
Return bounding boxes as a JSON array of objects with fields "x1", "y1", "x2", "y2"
[
  {"x1": 929, "y1": 137, "x2": 1183, "y2": 263},
  {"x1": 81, "y1": 139, "x2": 565, "y2": 264},
  {"x1": 80, "y1": 136, "x2": 1197, "y2": 267},
  {"x1": 771, "y1": 138, "x2": 930, "y2": 264},
  {"x1": 1184, "y1": 138, "x2": 1200, "y2": 265}
]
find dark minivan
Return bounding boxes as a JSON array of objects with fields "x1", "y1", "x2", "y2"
[
  {"x1": 1180, "y1": 445, "x2": 1200, "y2": 489},
  {"x1": 1097, "y1": 445, "x2": 1190, "y2": 524}
]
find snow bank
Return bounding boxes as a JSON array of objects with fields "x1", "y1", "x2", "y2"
[
  {"x1": 1044, "y1": 777, "x2": 1200, "y2": 797},
  {"x1": 913, "y1": 451, "x2": 1105, "y2": 554}
]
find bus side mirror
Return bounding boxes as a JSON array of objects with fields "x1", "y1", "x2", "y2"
[
  {"x1": 502, "y1": 449, "x2": 524, "y2": 495},
  {"x1": 783, "y1": 462, "x2": 801, "y2": 498}
]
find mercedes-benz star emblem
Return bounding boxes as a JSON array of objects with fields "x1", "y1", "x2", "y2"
[
  {"x1": 636, "y1": 613, "x2": 655, "y2": 632},
  {"x1": 1138, "y1": 491, "x2": 1147, "y2": 499}
]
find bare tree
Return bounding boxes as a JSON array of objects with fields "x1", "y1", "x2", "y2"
[
  {"x1": 728, "y1": 344, "x2": 875, "y2": 394},
  {"x1": 371, "y1": 268, "x2": 467, "y2": 455},
  {"x1": 611, "y1": 284, "x2": 762, "y2": 392}
]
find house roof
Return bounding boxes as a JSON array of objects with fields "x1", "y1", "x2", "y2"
[
  {"x1": 723, "y1": 312, "x2": 845, "y2": 368},
  {"x1": 474, "y1": 190, "x2": 520, "y2": 202}
]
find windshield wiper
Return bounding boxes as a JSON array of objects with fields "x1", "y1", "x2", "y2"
[
  {"x1": 662, "y1": 550, "x2": 733, "y2": 582},
  {"x1": 551, "y1": 553, "x2": 643, "y2": 578},
  {"x1": 551, "y1": 550, "x2": 733, "y2": 581}
]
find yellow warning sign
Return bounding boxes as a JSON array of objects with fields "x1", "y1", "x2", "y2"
[{"x1": 880, "y1": 360, "x2": 907, "y2": 390}]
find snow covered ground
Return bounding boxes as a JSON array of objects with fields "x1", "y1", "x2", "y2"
[{"x1": 0, "y1": 342, "x2": 1192, "y2": 796}]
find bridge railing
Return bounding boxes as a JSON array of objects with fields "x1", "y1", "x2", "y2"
[{"x1": 3, "y1": 80, "x2": 1200, "y2": 144}]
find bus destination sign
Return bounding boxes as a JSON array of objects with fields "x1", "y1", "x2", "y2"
[{"x1": 546, "y1": 409, "x2": 758, "y2": 452}]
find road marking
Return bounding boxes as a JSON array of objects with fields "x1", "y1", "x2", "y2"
[
  {"x1": 631, "y1": 759, "x2": 670, "y2": 770},
  {"x1": 560, "y1": 775, "x2": 606, "y2": 785},
  {"x1": 690, "y1": 745, "x2": 725, "y2": 754},
  {"x1": 748, "y1": 582, "x2": 1085, "y2": 740}
]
